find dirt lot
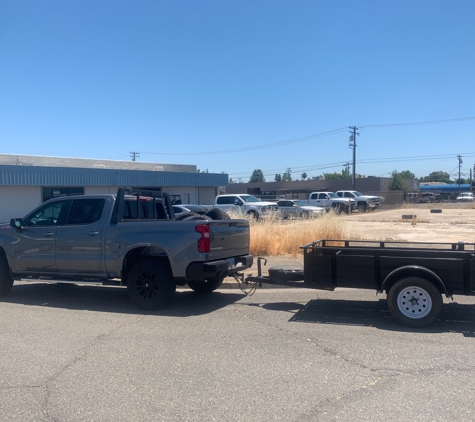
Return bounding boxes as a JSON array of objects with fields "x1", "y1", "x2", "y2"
[{"x1": 343, "y1": 204, "x2": 475, "y2": 243}]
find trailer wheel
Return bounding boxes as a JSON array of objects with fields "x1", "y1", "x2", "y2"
[
  {"x1": 188, "y1": 276, "x2": 225, "y2": 293},
  {"x1": 0, "y1": 254, "x2": 13, "y2": 297},
  {"x1": 387, "y1": 277, "x2": 442, "y2": 327},
  {"x1": 127, "y1": 259, "x2": 176, "y2": 310}
]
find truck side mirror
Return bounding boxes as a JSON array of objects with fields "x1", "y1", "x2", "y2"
[
  {"x1": 233, "y1": 200, "x2": 243, "y2": 206},
  {"x1": 10, "y1": 218, "x2": 23, "y2": 233}
]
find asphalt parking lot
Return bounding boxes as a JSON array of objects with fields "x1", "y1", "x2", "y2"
[{"x1": 2, "y1": 281, "x2": 475, "y2": 421}]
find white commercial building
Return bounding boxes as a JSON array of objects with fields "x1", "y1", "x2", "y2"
[{"x1": 0, "y1": 154, "x2": 227, "y2": 221}]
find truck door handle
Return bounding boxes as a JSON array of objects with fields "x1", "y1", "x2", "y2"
[
  {"x1": 43, "y1": 232, "x2": 55, "y2": 237},
  {"x1": 88, "y1": 231, "x2": 100, "y2": 236}
]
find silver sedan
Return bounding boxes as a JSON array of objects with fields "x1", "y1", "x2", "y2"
[{"x1": 277, "y1": 200, "x2": 325, "y2": 219}]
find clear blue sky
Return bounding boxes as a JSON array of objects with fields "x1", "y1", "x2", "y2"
[{"x1": 1, "y1": 1, "x2": 474, "y2": 182}]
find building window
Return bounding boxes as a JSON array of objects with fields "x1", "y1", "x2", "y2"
[{"x1": 43, "y1": 187, "x2": 84, "y2": 202}]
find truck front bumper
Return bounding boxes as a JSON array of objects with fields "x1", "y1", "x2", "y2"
[{"x1": 186, "y1": 255, "x2": 253, "y2": 280}]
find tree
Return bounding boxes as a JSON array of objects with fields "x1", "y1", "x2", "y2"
[
  {"x1": 282, "y1": 170, "x2": 292, "y2": 181},
  {"x1": 249, "y1": 169, "x2": 265, "y2": 183},
  {"x1": 398, "y1": 170, "x2": 415, "y2": 179},
  {"x1": 301, "y1": 172, "x2": 308, "y2": 181},
  {"x1": 420, "y1": 171, "x2": 452, "y2": 184},
  {"x1": 323, "y1": 167, "x2": 351, "y2": 179},
  {"x1": 228, "y1": 178, "x2": 236, "y2": 184},
  {"x1": 388, "y1": 170, "x2": 409, "y2": 191},
  {"x1": 274, "y1": 173, "x2": 282, "y2": 182}
]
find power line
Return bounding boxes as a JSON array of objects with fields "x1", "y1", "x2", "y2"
[
  {"x1": 137, "y1": 115, "x2": 475, "y2": 158},
  {"x1": 228, "y1": 152, "x2": 475, "y2": 177},
  {"x1": 141, "y1": 127, "x2": 348, "y2": 156},
  {"x1": 360, "y1": 116, "x2": 475, "y2": 128}
]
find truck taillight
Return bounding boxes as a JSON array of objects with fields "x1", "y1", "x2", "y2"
[{"x1": 195, "y1": 224, "x2": 210, "y2": 253}]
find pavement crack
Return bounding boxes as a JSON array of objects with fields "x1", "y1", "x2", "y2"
[{"x1": 40, "y1": 315, "x2": 146, "y2": 420}]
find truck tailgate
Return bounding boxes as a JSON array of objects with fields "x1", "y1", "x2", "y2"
[{"x1": 208, "y1": 220, "x2": 250, "y2": 259}]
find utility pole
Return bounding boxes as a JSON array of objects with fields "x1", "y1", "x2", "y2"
[
  {"x1": 130, "y1": 152, "x2": 140, "y2": 162},
  {"x1": 348, "y1": 127, "x2": 359, "y2": 189},
  {"x1": 470, "y1": 167, "x2": 473, "y2": 193},
  {"x1": 458, "y1": 155, "x2": 463, "y2": 193}
]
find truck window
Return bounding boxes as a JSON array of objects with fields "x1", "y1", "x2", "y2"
[
  {"x1": 25, "y1": 200, "x2": 68, "y2": 227},
  {"x1": 67, "y1": 199, "x2": 105, "y2": 225},
  {"x1": 217, "y1": 196, "x2": 236, "y2": 205},
  {"x1": 123, "y1": 198, "x2": 168, "y2": 220}
]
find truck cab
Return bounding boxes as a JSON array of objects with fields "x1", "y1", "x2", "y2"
[{"x1": 308, "y1": 192, "x2": 355, "y2": 213}]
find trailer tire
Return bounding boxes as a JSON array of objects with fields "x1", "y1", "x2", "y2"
[
  {"x1": 387, "y1": 277, "x2": 442, "y2": 327},
  {"x1": 188, "y1": 276, "x2": 225, "y2": 293},
  {"x1": 0, "y1": 254, "x2": 13, "y2": 297},
  {"x1": 127, "y1": 259, "x2": 176, "y2": 310},
  {"x1": 205, "y1": 208, "x2": 231, "y2": 220}
]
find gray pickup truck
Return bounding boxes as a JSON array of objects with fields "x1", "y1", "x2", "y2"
[{"x1": 0, "y1": 189, "x2": 252, "y2": 309}]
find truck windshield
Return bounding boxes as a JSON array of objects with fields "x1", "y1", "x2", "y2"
[
  {"x1": 353, "y1": 192, "x2": 363, "y2": 197},
  {"x1": 328, "y1": 193, "x2": 339, "y2": 198},
  {"x1": 241, "y1": 195, "x2": 261, "y2": 203}
]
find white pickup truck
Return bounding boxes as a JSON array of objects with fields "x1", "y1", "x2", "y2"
[
  {"x1": 336, "y1": 190, "x2": 380, "y2": 212},
  {"x1": 308, "y1": 192, "x2": 355, "y2": 213},
  {"x1": 213, "y1": 194, "x2": 280, "y2": 219}
]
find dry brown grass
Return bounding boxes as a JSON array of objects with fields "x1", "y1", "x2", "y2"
[{"x1": 244, "y1": 212, "x2": 347, "y2": 258}]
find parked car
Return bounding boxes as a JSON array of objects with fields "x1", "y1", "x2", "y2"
[
  {"x1": 335, "y1": 190, "x2": 380, "y2": 212},
  {"x1": 456, "y1": 192, "x2": 474, "y2": 202},
  {"x1": 277, "y1": 200, "x2": 324, "y2": 219},
  {"x1": 308, "y1": 192, "x2": 355, "y2": 213},
  {"x1": 213, "y1": 194, "x2": 279, "y2": 219},
  {"x1": 172, "y1": 204, "x2": 209, "y2": 216},
  {"x1": 417, "y1": 192, "x2": 437, "y2": 203}
]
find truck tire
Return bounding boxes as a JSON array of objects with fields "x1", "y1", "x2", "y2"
[
  {"x1": 299, "y1": 210, "x2": 310, "y2": 219},
  {"x1": 357, "y1": 202, "x2": 367, "y2": 212},
  {"x1": 187, "y1": 275, "x2": 225, "y2": 293},
  {"x1": 127, "y1": 258, "x2": 176, "y2": 310},
  {"x1": 268, "y1": 265, "x2": 304, "y2": 282},
  {"x1": 387, "y1": 277, "x2": 442, "y2": 327},
  {"x1": 332, "y1": 204, "x2": 342, "y2": 214},
  {"x1": 247, "y1": 210, "x2": 259, "y2": 220},
  {"x1": 0, "y1": 254, "x2": 13, "y2": 297},
  {"x1": 175, "y1": 212, "x2": 210, "y2": 221},
  {"x1": 205, "y1": 208, "x2": 231, "y2": 220}
]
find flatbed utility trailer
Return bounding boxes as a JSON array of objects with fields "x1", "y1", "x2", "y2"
[{"x1": 248, "y1": 239, "x2": 475, "y2": 327}]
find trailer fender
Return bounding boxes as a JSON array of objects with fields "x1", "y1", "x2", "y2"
[{"x1": 380, "y1": 265, "x2": 451, "y2": 298}]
